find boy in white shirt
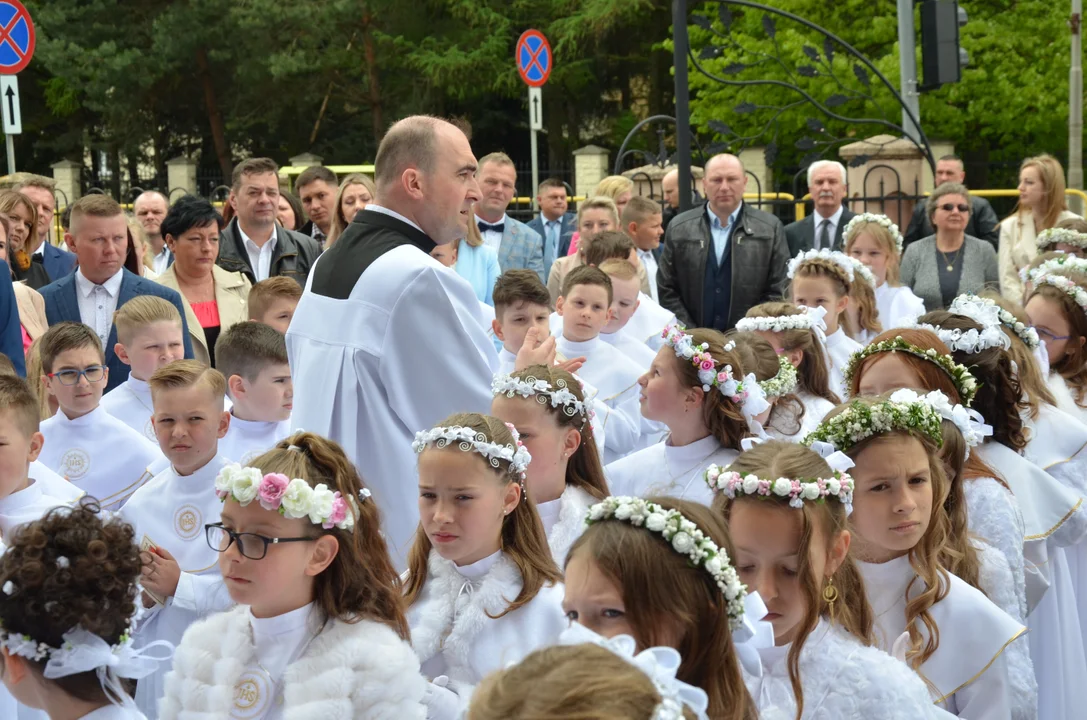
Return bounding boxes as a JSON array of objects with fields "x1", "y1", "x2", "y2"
[
  {"x1": 37, "y1": 322, "x2": 163, "y2": 509},
  {"x1": 215, "y1": 321, "x2": 292, "y2": 464},
  {"x1": 247, "y1": 276, "x2": 302, "y2": 334},
  {"x1": 598, "y1": 259, "x2": 656, "y2": 369},
  {"x1": 121, "y1": 359, "x2": 233, "y2": 718},
  {"x1": 555, "y1": 265, "x2": 645, "y2": 463},
  {"x1": 492, "y1": 269, "x2": 555, "y2": 374},
  {"x1": 101, "y1": 295, "x2": 186, "y2": 441}
]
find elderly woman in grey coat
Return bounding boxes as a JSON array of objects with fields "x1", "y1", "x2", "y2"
[{"x1": 900, "y1": 182, "x2": 1000, "y2": 310}]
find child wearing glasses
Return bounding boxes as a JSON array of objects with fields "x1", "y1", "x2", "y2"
[
  {"x1": 36, "y1": 322, "x2": 162, "y2": 510},
  {"x1": 159, "y1": 432, "x2": 426, "y2": 719},
  {"x1": 119, "y1": 359, "x2": 233, "y2": 717},
  {"x1": 1025, "y1": 272, "x2": 1087, "y2": 426}
]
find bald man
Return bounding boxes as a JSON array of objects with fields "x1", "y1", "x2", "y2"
[
  {"x1": 286, "y1": 116, "x2": 559, "y2": 567},
  {"x1": 657, "y1": 154, "x2": 789, "y2": 330},
  {"x1": 133, "y1": 191, "x2": 171, "y2": 273}
]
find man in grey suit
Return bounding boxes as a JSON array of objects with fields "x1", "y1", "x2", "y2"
[
  {"x1": 526, "y1": 177, "x2": 576, "y2": 280},
  {"x1": 903, "y1": 154, "x2": 1000, "y2": 250},
  {"x1": 785, "y1": 160, "x2": 855, "y2": 257},
  {"x1": 474, "y1": 152, "x2": 546, "y2": 281}
]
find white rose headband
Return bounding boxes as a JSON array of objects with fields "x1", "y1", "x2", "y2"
[
  {"x1": 661, "y1": 323, "x2": 759, "y2": 411},
  {"x1": 843, "y1": 212, "x2": 904, "y2": 255},
  {"x1": 705, "y1": 442, "x2": 856, "y2": 514},
  {"x1": 214, "y1": 463, "x2": 367, "y2": 531},
  {"x1": 585, "y1": 496, "x2": 747, "y2": 630},
  {"x1": 736, "y1": 309, "x2": 818, "y2": 334},
  {"x1": 413, "y1": 423, "x2": 532, "y2": 482},
  {"x1": 787, "y1": 248, "x2": 855, "y2": 285},
  {"x1": 1020, "y1": 255, "x2": 1087, "y2": 286},
  {"x1": 904, "y1": 318, "x2": 1010, "y2": 355},
  {"x1": 491, "y1": 372, "x2": 593, "y2": 425},
  {"x1": 844, "y1": 254, "x2": 876, "y2": 287},
  {"x1": 887, "y1": 388, "x2": 992, "y2": 461},
  {"x1": 1036, "y1": 227, "x2": 1087, "y2": 252},
  {"x1": 1032, "y1": 272, "x2": 1087, "y2": 314},
  {"x1": 949, "y1": 293, "x2": 1039, "y2": 351}
]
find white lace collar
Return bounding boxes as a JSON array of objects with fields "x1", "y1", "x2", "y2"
[{"x1": 663, "y1": 433, "x2": 720, "y2": 463}]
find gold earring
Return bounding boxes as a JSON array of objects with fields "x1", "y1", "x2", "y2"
[{"x1": 823, "y1": 575, "x2": 839, "y2": 623}]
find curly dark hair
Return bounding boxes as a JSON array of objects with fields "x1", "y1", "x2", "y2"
[
  {"x1": 918, "y1": 310, "x2": 1028, "y2": 451},
  {"x1": 0, "y1": 501, "x2": 142, "y2": 702}
]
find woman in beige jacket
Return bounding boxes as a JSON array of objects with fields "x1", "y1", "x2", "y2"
[
  {"x1": 155, "y1": 196, "x2": 250, "y2": 367},
  {"x1": 999, "y1": 154, "x2": 1081, "y2": 300}
]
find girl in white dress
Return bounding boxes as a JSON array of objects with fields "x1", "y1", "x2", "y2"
[
  {"x1": 405, "y1": 413, "x2": 566, "y2": 709},
  {"x1": 707, "y1": 440, "x2": 948, "y2": 720},
  {"x1": 729, "y1": 331, "x2": 804, "y2": 440},
  {"x1": 562, "y1": 495, "x2": 756, "y2": 720},
  {"x1": 491, "y1": 365, "x2": 609, "y2": 564},
  {"x1": 806, "y1": 394, "x2": 1027, "y2": 718},
  {"x1": 786, "y1": 249, "x2": 863, "y2": 398},
  {"x1": 738, "y1": 302, "x2": 839, "y2": 441},
  {"x1": 0, "y1": 503, "x2": 168, "y2": 720},
  {"x1": 842, "y1": 256, "x2": 882, "y2": 344},
  {"x1": 605, "y1": 326, "x2": 756, "y2": 505},
  {"x1": 1024, "y1": 273, "x2": 1087, "y2": 423},
  {"x1": 160, "y1": 432, "x2": 427, "y2": 720},
  {"x1": 844, "y1": 213, "x2": 925, "y2": 330}
]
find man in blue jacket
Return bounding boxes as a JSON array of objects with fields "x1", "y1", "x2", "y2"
[
  {"x1": 38, "y1": 195, "x2": 193, "y2": 391},
  {"x1": 0, "y1": 260, "x2": 26, "y2": 376}
]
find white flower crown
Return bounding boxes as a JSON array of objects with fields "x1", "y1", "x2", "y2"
[
  {"x1": 843, "y1": 254, "x2": 876, "y2": 287},
  {"x1": 950, "y1": 293, "x2": 1039, "y2": 350},
  {"x1": 1032, "y1": 272, "x2": 1087, "y2": 314},
  {"x1": 1037, "y1": 227, "x2": 1087, "y2": 251},
  {"x1": 214, "y1": 464, "x2": 365, "y2": 531},
  {"x1": 787, "y1": 248, "x2": 855, "y2": 284},
  {"x1": 661, "y1": 323, "x2": 752, "y2": 405},
  {"x1": 586, "y1": 496, "x2": 747, "y2": 630},
  {"x1": 735, "y1": 311, "x2": 816, "y2": 333},
  {"x1": 904, "y1": 318, "x2": 1010, "y2": 355},
  {"x1": 705, "y1": 464, "x2": 855, "y2": 515},
  {"x1": 491, "y1": 372, "x2": 592, "y2": 423},
  {"x1": 887, "y1": 388, "x2": 992, "y2": 461},
  {"x1": 759, "y1": 354, "x2": 799, "y2": 398},
  {"x1": 413, "y1": 424, "x2": 532, "y2": 480},
  {"x1": 1021, "y1": 255, "x2": 1087, "y2": 286},
  {"x1": 802, "y1": 395, "x2": 945, "y2": 453},
  {"x1": 843, "y1": 212, "x2": 904, "y2": 254}
]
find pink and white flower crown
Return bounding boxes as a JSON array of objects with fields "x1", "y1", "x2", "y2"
[
  {"x1": 704, "y1": 464, "x2": 855, "y2": 515},
  {"x1": 661, "y1": 323, "x2": 753, "y2": 404},
  {"x1": 214, "y1": 463, "x2": 366, "y2": 531}
]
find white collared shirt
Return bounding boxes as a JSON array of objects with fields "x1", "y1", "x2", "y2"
[
  {"x1": 238, "y1": 223, "x2": 278, "y2": 281},
  {"x1": 364, "y1": 204, "x2": 426, "y2": 234},
  {"x1": 74, "y1": 268, "x2": 124, "y2": 347},
  {"x1": 706, "y1": 203, "x2": 743, "y2": 263},
  {"x1": 152, "y1": 245, "x2": 172, "y2": 275},
  {"x1": 638, "y1": 248, "x2": 659, "y2": 301},
  {"x1": 474, "y1": 213, "x2": 509, "y2": 252},
  {"x1": 813, "y1": 204, "x2": 845, "y2": 250}
]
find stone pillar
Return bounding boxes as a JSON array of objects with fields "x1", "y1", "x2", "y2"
[
  {"x1": 50, "y1": 160, "x2": 82, "y2": 208},
  {"x1": 289, "y1": 152, "x2": 324, "y2": 168},
  {"x1": 166, "y1": 156, "x2": 198, "y2": 199},
  {"x1": 838, "y1": 134, "x2": 925, "y2": 230},
  {"x1": 738, "y1": 146, "x2": 772, "y2": 198},
  {"x1": 572, "y1": 145, "x2": 610, "y2": 199}
]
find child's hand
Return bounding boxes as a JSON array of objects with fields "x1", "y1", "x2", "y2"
[
  {"x1": 141, "y1": 546, "x2": 181, "y2": 600},
  {"x1": 556, "y1": 357, "x2": 585, "y2": 375},
  {"x1": 515, "y1": 327, "x2": 557, "y2": 370}
]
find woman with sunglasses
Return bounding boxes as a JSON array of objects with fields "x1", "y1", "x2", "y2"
[{"x1": 900, "y1": 182, "x2": 1000, "y2": 310}]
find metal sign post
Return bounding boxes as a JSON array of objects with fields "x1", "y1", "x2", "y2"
[
  {"x1": 516, "y1": 29, "x2": 552, "y2": 211},
  {"x1": 1, "y1": 76, "x2": 20, "y2": 173},
  {"x1": 0, "y1": 0, "x2": 35, "y2": 175}
]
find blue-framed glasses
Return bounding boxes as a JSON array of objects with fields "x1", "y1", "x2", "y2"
[
  {"x1": 1035, "y1": 328, "x2": 1070, "y2": 342},
  {"x1": 48, "y1": 365, "x2": 106, "y2": 386}
]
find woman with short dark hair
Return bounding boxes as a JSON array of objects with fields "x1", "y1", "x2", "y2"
[{"x1": 154, "y1": 195, "x2": 250, "y2": 366}]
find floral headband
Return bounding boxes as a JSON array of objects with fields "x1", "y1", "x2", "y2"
[
  {"x1": 843, "y1": 213, "x2": 904, "y2": 254},
  {"x1": 705, "y1": 465, "x2": 855, "y2": 515},
  {"x1": 842, "y1": 335, "x2": 978, "y2": 406},
  {"x1": 844, "y1": 255, "x2": 876, "y2": 287},
  {"x1": 661, "y1": 323, "x2": 752, "y2": 405},
  {"x1": 759, "y1": 354, "x2": 799, "y2": 398},
  {"x1": 735, "y1": 308, "x2": 820, "y2": 334},
  {"x1": 802, "y1": 396, "x2": 945, "y2": 453},
  {"x1": 586, "y1": 496, "x2": 747, "y2": 630},
  {"x1": 904, "y1": 317, "x2": 1010, "y2": 355},
  {"x1": 214, "y1": 464, "x2": 364, "y2": 531},
  {"x1": 887, "y1": 388, "x2": 992, "y2": 461},
  {"x1": 949, "y1": 293, "x2": 1039, "y2": 351},
  {"x1": 491, "y1": 372, "x2": 593, "y2": 424},
  {"x1": 1020, "y1": 255, "x2": 1087, "y2": 286},
  {"x1": 1036, "y1": 227, "x2": 1087, "y2": 252},
  {"x1": 1032, "y1": 273, "x2": 1087, "y2": 314},
  {"x1": 413, "y1": 424, "x2": 532, "y2": 481},
  {"x1": 787, "y1": 248, "x2": 855, "y2": 284}
]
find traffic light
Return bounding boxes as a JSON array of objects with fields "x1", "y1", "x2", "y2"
[{"x1": 920, "y1": 0, "x2": 969, "y2": 91}]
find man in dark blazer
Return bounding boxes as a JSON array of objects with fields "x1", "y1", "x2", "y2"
[
  {"x1": 0, "y1": 260, "x2": 26, "y2": 376},
  {"x1": 784, "y1": 160, "x2": 855, "y2": 257},
  {"x1": 38, "y1": 195, "x2": 193, "y2": 391},
  {"x1": 903, "y1": 155, "x2": 1000, "y2": 250},
  {"x1": 526, "y1": 177, "x2": 576, "y2": 280},
  {"x1": 658, "y1": 154, "x2": 790, "y2": 330},
  {"x1": 13, "y1": 176, "x2": 77, "y2": 282}
]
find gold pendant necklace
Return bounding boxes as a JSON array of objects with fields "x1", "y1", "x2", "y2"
[{"x1": 939, "y1": 247, "x2": 960, "y2": 272}]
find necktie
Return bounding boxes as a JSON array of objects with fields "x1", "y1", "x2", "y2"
[
  {"x1": 478, "y1": 221, "x2": 505, "y2": 234},
  {"x1": 818, "y1": 218, "x2": 831, "y2": 251}
]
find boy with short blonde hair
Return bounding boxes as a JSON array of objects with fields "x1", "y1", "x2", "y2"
[
  {"x1": 122, "y1": 359, "x2": 233, "y2": 716},
  {"x1": 37, "y1": 322, "x2": 163, "y2": 509},
  {"x1": 101, "y1": 295, "x2": 186, "y2": 441},
  {"x1": 214, "y1": 321, "x2": 292, "y2": 463},
  {"x1": 247, "y1": 276, "x2": 302, "y2": 334},
  {"x1": 598, "y1": 259, "x2": 655, "y2": 368}
]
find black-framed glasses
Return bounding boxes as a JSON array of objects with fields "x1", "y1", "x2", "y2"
[
  {"x1": 48, "y1": 365, "x2": 106, "y2": 386},
  {"x1": 1035, "y1": 327, "x2": 1070, "y2": 342},
  {"x1": 205, "y1": 522, "x2": 315, "y2": 560},
  {"x1": 939, "y1": 203, "x2": 970, "y2": 213}
]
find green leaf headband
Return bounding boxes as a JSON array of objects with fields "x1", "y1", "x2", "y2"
[
  {"x1": 842, "y1": 335, "x2": 979, "y2": 407},
  {"x1": 802, "y1": 396, "x2": 945, "y2": 453}
]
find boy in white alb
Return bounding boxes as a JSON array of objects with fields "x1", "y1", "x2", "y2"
[
  {"x1": 121, "y1": 360, "x2": 234, "y2": 718},
  {"x1": 101, "y1": 295, "x2": 186, "y2": 442},
  {"x1": 555, "y1": 265, "x2": 645, "y2": 463},
  {"x1": 247, "y1": 275, "x2": 302, "y2": 334},
  {"x1": 215, "y1": 321, "x2": 292, "y2": 464},
  {"x1": 36, "y1": 322, "x2": 163, "y2": 510}
]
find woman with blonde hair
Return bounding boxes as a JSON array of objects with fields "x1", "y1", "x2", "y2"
[
  {"x1": 0, "y1": 190, "x2": 50, "y2": 290},
  {"x1": 566, "y1": 175, "x2": 635, "y2": 257},
  {"x1": 999, "y1": 154, "x2": 1081, "y2": 300},
  {"x1": 452, "y1": 216, "x2": 501, "y2": 305},
  {"x1": 327, "y1": 172, "x2": 377, "y2": 245}
]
